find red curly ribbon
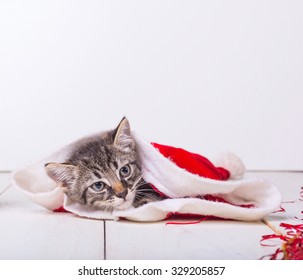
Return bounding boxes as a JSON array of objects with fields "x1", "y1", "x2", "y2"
[
  {"x1": 274, "y1": 205, "x2": 286, "y2": 213},
  {"x1": 260, "y1": 234, "x2": 287, "y2": 247},
  {"x1": 260, "y1": 223, "x2": 303, "y2": 260},
  {"x1": 260, "y1": 248, "x2": 284, "y2": 260}
]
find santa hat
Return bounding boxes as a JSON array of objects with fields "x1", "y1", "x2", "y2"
[{"x1": 12, "y1": 131, "x2": 281, "y2": 222}]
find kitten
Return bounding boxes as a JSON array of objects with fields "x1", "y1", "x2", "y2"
[{"x1": 45, "y1": 117, "x2": 163, "y2": 210}]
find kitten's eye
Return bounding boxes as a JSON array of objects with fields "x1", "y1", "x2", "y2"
[
  {"x1": 119, "y1": 165, "x2": 131, "y2": 177},
  {"x1": 91, "y1": 182, "x2": 105, "y2": 192}
]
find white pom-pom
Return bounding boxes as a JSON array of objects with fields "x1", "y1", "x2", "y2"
[{"x1": 213, "y1": 152, "x2": 246, "y2": 180}]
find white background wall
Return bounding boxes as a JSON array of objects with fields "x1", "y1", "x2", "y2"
[{"x1": 0, "y1": 0, "x2": 302, "y2": 171}]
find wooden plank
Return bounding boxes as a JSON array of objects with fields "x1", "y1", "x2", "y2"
[
  {"x1": 0, "y1": 185, "x2": 104, "y2": 260},
  {"x1": 2, "y1": 172, "x2": 300, "y2": 260},
  {"x1": 105, "y1": 219, "x2": 273, "y2": 260}
]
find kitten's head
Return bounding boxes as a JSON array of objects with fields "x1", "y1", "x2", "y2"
[{"x1": 45, "y1": 117, "x2": 142, "y2": 210}]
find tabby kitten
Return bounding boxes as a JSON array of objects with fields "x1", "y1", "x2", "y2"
[{"x1": 45, "y1": 117, "x2": 163, "y2": 210}]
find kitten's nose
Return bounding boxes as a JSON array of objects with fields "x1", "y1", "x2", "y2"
[{"x1": 116, "y1": 189, "x2": 128, "y2": 199}]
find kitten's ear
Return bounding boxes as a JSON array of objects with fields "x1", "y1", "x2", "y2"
[
  {"x1": 45, "y1": 162, "x2": 78, "y2": 187},
  {"x1": 112, "y1": 117, "x2": 135, "y2": 151}
]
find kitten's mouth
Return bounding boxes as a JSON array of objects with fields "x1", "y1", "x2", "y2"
[
  {"x1": 115, "y1": 192, "x2": 135, "y2": 210},
  {"x1": 115, "y1": 199, "x2": 133, "y2": 210}
]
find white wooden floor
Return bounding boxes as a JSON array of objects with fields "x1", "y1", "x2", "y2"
[{"x1": 0, "y1": 171, "x2": 302, "y2": 260}]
